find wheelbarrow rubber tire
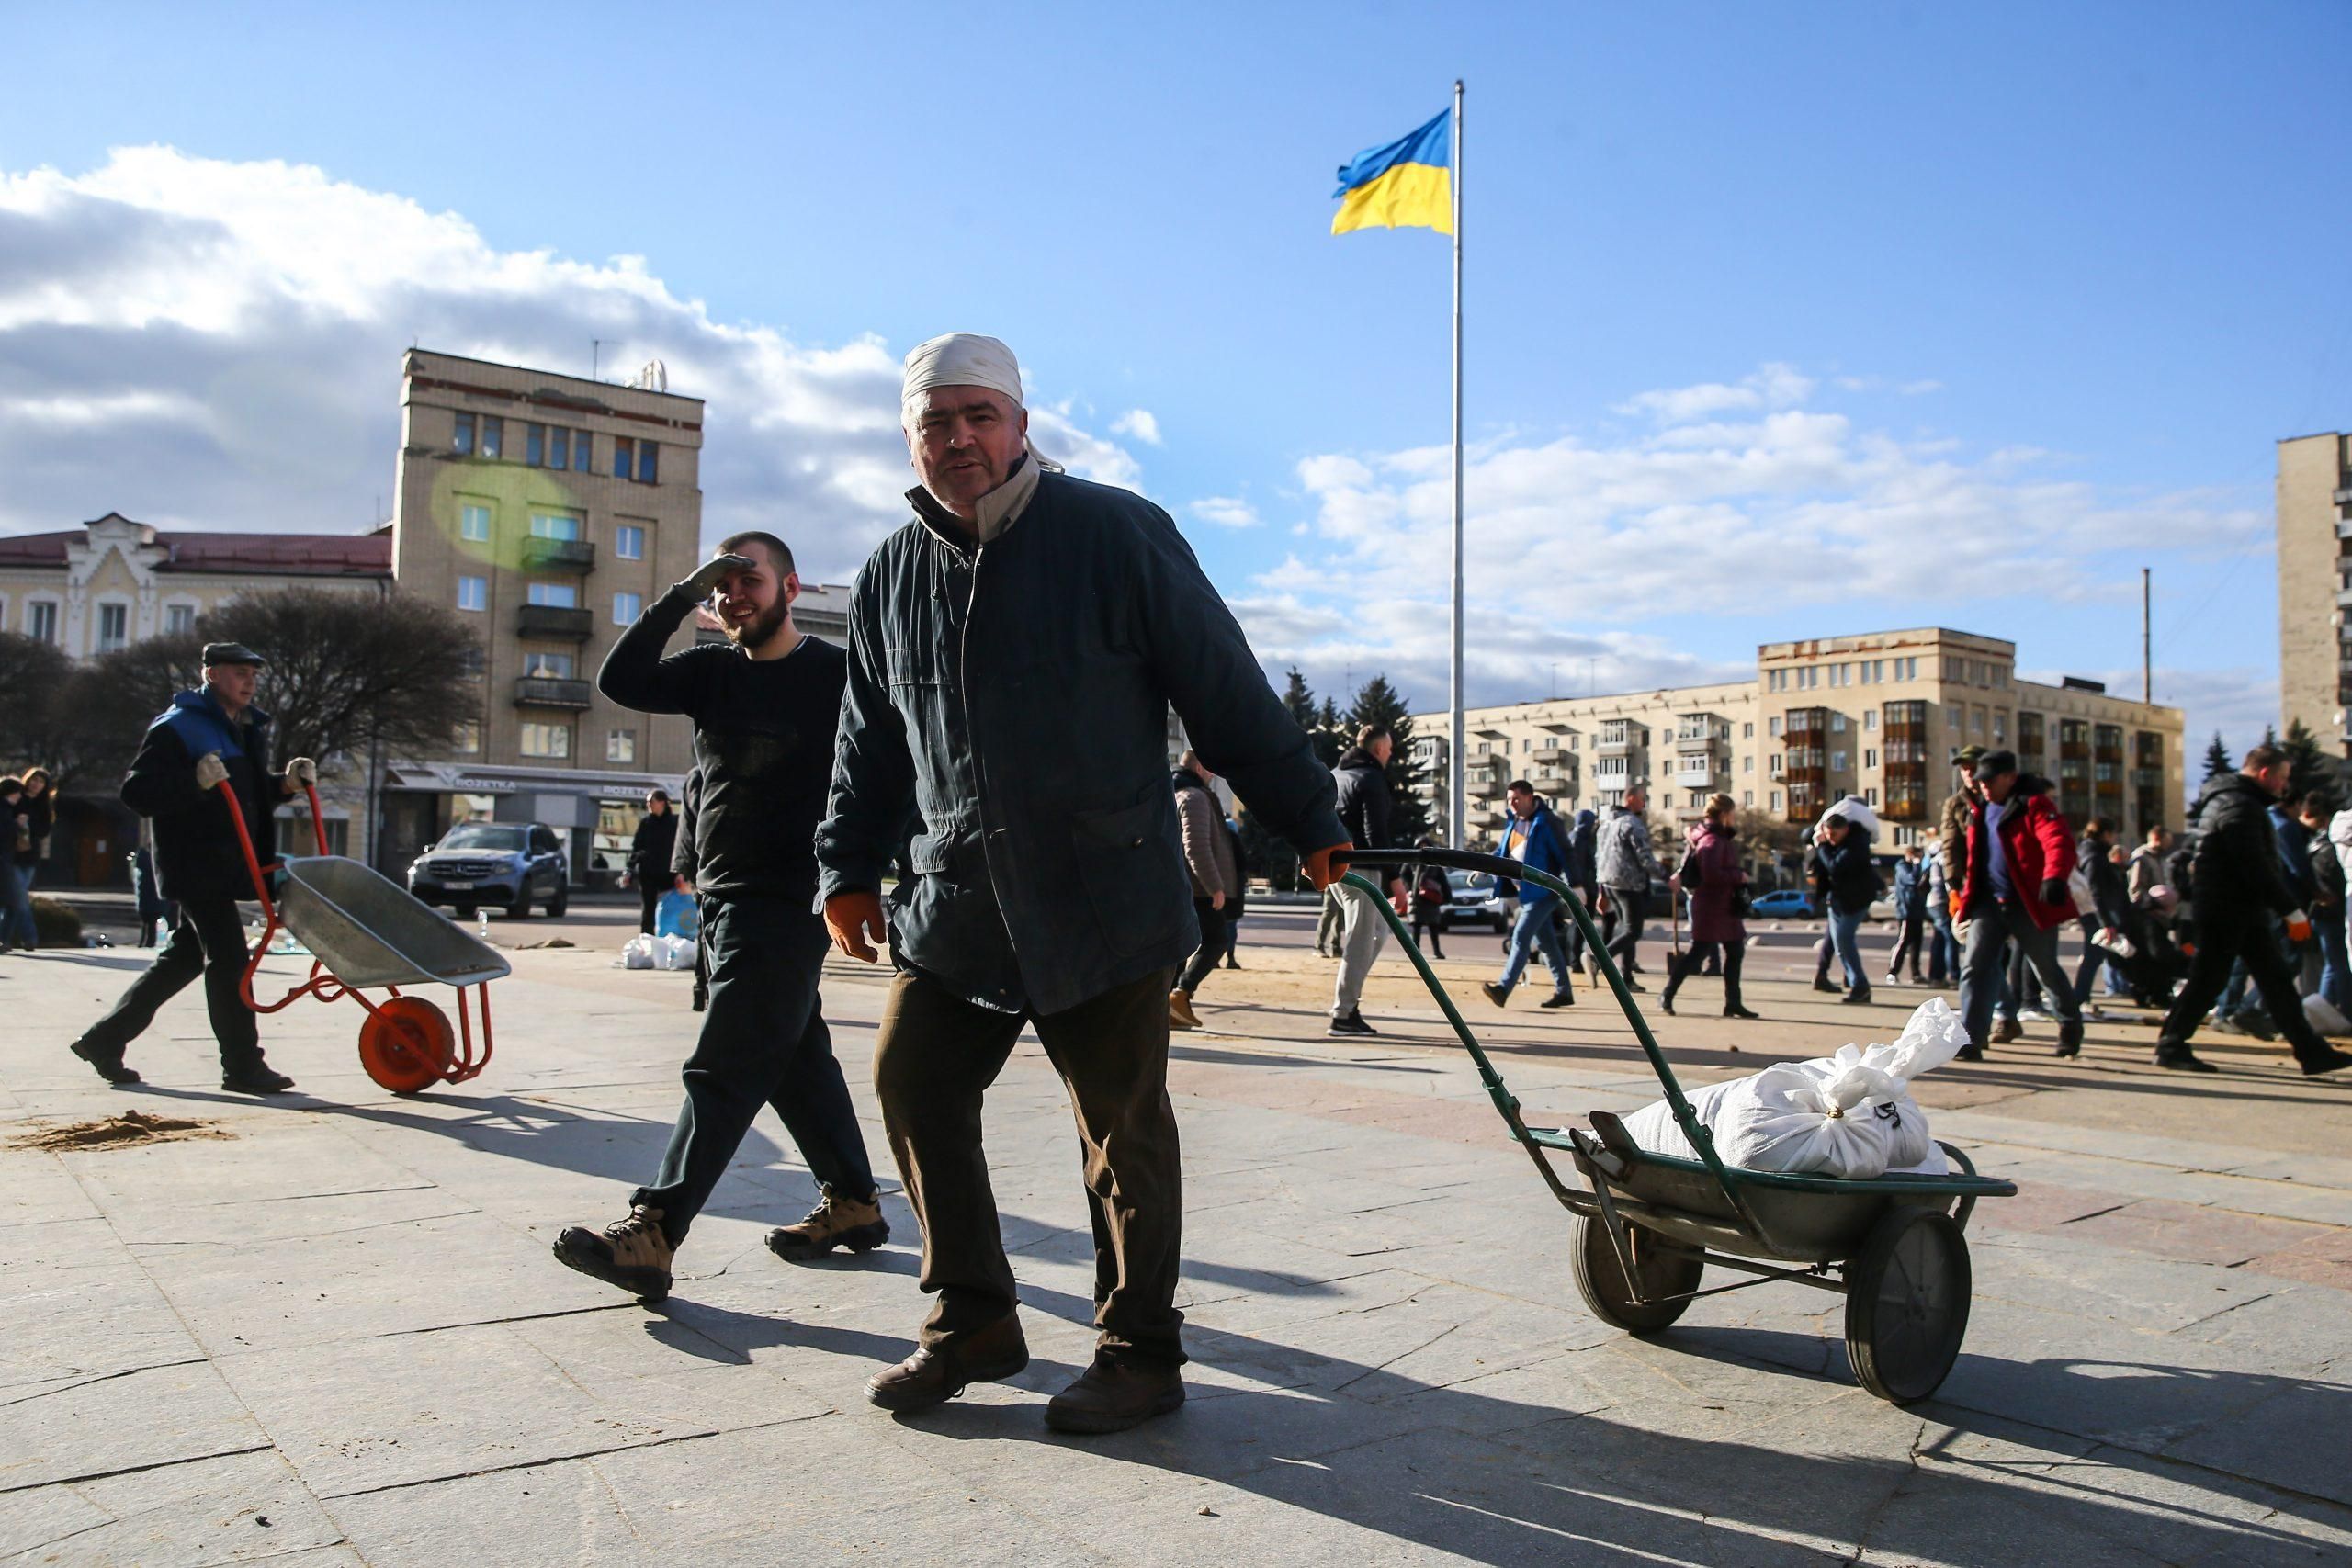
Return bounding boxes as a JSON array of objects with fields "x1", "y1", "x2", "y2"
[
  {"x1": 1845, "y1": 1207, "x2": 1972, "y2": 1404},
  {"x1": 359, "y1": 997, "x2": 458, "y2": 1095},
  {"x1": 1570, "y1": 1213, "x2": 1702, "y2": 1335}
]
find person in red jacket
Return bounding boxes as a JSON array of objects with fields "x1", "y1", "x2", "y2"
[{"x1": 1956, "y1": 750, "x2": 2084, "y2": 1060}]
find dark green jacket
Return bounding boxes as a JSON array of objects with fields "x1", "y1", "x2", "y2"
[{"x1": 818, "y1": 469, "x2": 1345, "y2": 1015}]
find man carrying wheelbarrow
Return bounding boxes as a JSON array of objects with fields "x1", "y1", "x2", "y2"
[
  {"x1": 820, "y1": 332, "x2": 1351, "y2": 1433},
  {"x1": 554, "y1": 532, "x2": 888, "y2": 1302},
  {"x1": 67, "y1": 642, "x2": 311, "y2": 1094}
]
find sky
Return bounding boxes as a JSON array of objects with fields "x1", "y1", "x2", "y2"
[{"x1": 3, "y1": 1, "x2": 2346, "y2": 750}]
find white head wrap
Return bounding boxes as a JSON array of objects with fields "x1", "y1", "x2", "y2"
[{"x1": 901, "y1": 333, "x2": 1023, "y2": 416}]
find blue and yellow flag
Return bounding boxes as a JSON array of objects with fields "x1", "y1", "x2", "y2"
[{"x1": 1331, "y1": 108, "x2": 1453, "y2": 236}]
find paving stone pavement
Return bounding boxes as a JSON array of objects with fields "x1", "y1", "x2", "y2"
[{"x1": 4, "y1": 937, "x2": 2350, "y2": 1565}]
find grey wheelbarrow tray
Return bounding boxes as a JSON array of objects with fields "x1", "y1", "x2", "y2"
[{"x1": 1340, "y1": 849, "x2": 2016, "y2": 1404}]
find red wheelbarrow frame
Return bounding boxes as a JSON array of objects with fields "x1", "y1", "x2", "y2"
[{"x1": 213, "y1": 778, "x2": 494, "y2": 1091}]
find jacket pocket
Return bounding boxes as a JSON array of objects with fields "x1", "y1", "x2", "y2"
[
  {"x1": 1070, "y1": 793, "x2": 1186, "y2": 958},
  {"x1": 905, "y1": 829, "x2": 954, "y2": 875},
  {"x1": 885, "y1": 646, "x2": 944, "y2": 686}
]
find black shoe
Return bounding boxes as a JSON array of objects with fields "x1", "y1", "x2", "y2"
[
  {"x1": 1813, "y1": 979, "x2": 1838, "y2": 994},
  {"x1": 2054, "y1": 1021, "x2": 2084, "y2": 1059},
  {"x1": 2154, "y1": 1046, "x2": 2218, "y2": 1074},
  {"x1": 1045, "y1": 1353, "x2": 1185, "y2": 1435},
  {"x1": 220, "y1": 1067, "x2": 296, "y2": 1095},
  {"x1": 70, "y1": 1040, "x2": 141, "y2": 1087},
  {"x1": 1724, "y1": 1004, "x2": 1761, "y2": 1020},
  {"x1": 1327, "y1": 1011, "x2": 1376, "y2": 1037},
  {"x1": 1480, "y1": 981, "x2": 1510, "y2": 1010},
  {"x1": 866, "y1": 1315, "x2": 1030, "y2": 1413},
  {"x1": 1621, "y1": 978, "x2": 1645, "y2": 994},
  {"x1": 1954, "y1": 1044, "x2": 1985, "y2": 1062},
  {"x1": 1539, "y1": 991, "x2": 1575, "y2": 1009},
  {"x1": 1657, "y1": 992, "x2": 1676, "y2": 1016},
  {"x1": 2232, "y1": 1011, "x2": 2278, "y2": 1042},
  {"x1": 1840, "y1": 988, "x2": 1873, "y2": 1006},
  {"x1": 2300, "y1": 1046, "x2": 2352, "y2": 1077}
]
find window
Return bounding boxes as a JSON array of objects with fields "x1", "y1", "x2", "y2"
[
  {"x1": 1830, "y1": 714, "x2": 1847, "y2": 733},
  {"x1": 164, "y1": 604, "x2": 196, "y2": 636},
  {"x1": 1946, "y1": 704, "x2": 1964, "y2": 731},
  {"x1": 607, "y1": 728, "x2": 637, "y2": 763},
  {"x1": 1995, "y1": 713, "x2": 2008, "y2": 744},
  {"x1": 97, "y1": 603, "x2": 129, "y2": 652},
  {"x1": 521, "y1": 651, "x2": 574, "y2": 679},
  {"x1": 1973, "y1": 705, "x2": 1988, "y2": 735},
  {"x1": 453, "y1": 412, "x2": 475, "y2": 454},
  {"x1": 1831, "y1": 750, "x2": 1848, "y2": 771},
  {"x1": 452, "y1": 719, "x2": 481, "y2": 755},
  {"x1": 456, "y1": 647, "x2": 486, "y2": 679},
  {"x1": 526, "y1": 581, "x2": 578, "y2": 608},
  {"x1": 460, "y1": 503, "x2": 491, "y2": 543},
  {"x1": 548, "y1": 427, "x2": 571, "y2": 471},
  {"x1": 1865, "y1": 749, "x2": 1878, "y2": 768},
  {"x1": 613, "y1": 591, "x2": 641, "y2": 623},
  {"x1": 28, "y1": 601, "x2": 57, "y2": 643},
  {"x1": 1770, "y1": 754, "x2": 1784, "y2": 777},
  {"x1": 1771, "y1": 790, "x2": 1783, "y2": 811},
  {"x1": 519, "y1": 722, "x2": 571, "y2": 760},
  {"x1": 481, "y1": 416, "x2": 503, "y2": 459},
  {"x1": 1742, "y1": 722, "x2": 1754, "y2": 739},
  {"x1": 573, "y1": 432, "x2": 592, "y2": 473},
  {"x1": 458, "y1": 575, "x2": 488, "y2": 612},
  {"x1": 1743, "y1": 756, "x2": 1753, "y2": 773},
  {"x1": 526, "y1": 423, "x2": 545, "y2": 467},
  {"x1": 528, "y1": 511, "x2": 582, "y2": 540},
  {"x1": 615, "y1": 436, "x2": 635, "y2": 479},
  {"x1": 637, "y1": 441, "x2": 659, "y2": 483},
  {"x1": 615, "y1": 525, "x2": 645, "y2": 560},
  {"x1": 1743, "y1": 790, "x2": 1754, "y2": 807},
  {"x1": 1864, "y1": 710, "x2": 1878, "y2": 731},
  {"x1": 1768, "y1": 716, "x2": 1782, "y2": 738},
  {"x1": 1866, "y1": 787, "x2": 1879, "y2": 806}
]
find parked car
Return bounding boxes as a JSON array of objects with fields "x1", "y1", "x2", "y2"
[
  {"x1": 1748, "y1": 888, "x2": 1816, "y2": 919},
  {"x1": 1440, "y1": 869, "x2": 1517, "y2": 931},
  {"x1": 409, "y1": 821, "x2": 570, "y2": 919}
]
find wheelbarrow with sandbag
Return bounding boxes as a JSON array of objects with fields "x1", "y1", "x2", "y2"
[{"x1": 213, "y1": 776, "x2": 507, "y2": 1094}]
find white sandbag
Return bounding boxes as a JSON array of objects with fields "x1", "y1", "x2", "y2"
[
  {"x1": 621, "y1": 934, "x2": 655, "y2": 970},
  {"x1": 652, "y1": 933, "x2": 697, "y2": 971},
  {"x1": 2305, "y1": 992, "x2": 2350, "y2": 1038},
  {"x1": 1615, "y1": 998, "x2": 1968, "y2": 1180},
  {"x1": 2093, "y1": 925, "x2": 2137, "y2": 960}
]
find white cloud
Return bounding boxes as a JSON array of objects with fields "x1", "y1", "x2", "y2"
[
  {"x1": 1615, "y1": 361, "x2": 1815, "y2": 423},
  {"x1": 0, "y1": 147, "x2": 1151, "y2": 580},
  {"x1": 1188, "y1": 496, "x2": 1260, "y2": 529},
  {"x1": 1111, "y1": 408, "x2": 1161, "y2": 446}
]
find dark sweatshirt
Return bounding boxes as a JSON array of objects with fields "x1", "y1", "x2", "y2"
[{"x1": 597, "y1": 587, "x2": 844, "y2": 905}]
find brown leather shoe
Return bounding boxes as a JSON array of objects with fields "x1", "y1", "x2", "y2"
[
  {"x1": 1044, "y1": 1354, "x2": 1185, "y2": 1434},
  {"x1": 865, "y1": 1315, "x2": 1029, "y2": 1413}
]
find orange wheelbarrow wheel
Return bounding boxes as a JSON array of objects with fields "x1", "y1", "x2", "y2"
[{"x1": 359, "y1": 997, "x2": 457, "y2": 1095}]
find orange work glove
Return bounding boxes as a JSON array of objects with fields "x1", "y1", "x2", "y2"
[
  {"x1": 825, "y1": 891, "x2": 887, "y2": 962},
  {"x1": 1301, "y1": 842, "x2": 1353, "y2": 891},
  {"x1": 2285, "y1": 908, "x2": 2313, "y2": 944}
]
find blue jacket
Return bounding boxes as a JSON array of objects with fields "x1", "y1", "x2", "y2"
[
  {"x1": 819, "y1": 468, "x2": 1347, "y2": 1016},
  {"x1": 1892, "y1": 858, "x2": 1928, "y2": 917},
  {"x1": 1499, "y1": 803, "x2": 1570, "y2": 910},
  {"x1": 1566, "y1": 808, "x2": 1598, "y2": 890},
  {"x1": 2274, "y1": 805, "x2": 2318, "y2": 908},
  {"x1": 121, "y1": 688, "x2": 281, "y2": 902}
]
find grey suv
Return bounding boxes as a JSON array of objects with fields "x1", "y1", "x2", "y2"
[{"x1": 408, "y1": 821, "x2": 571, "y2": 919}]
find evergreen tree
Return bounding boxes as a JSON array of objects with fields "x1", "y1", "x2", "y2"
[
  {"x1": 1279, "y1": 668, "x2": 1317, "y2": 739},
  {"x1": 2281, "y1": 719, "x2": 2343, "y2": 810},
  {"x1": 1314, "y1": 696, "x2": 1345, "y2": 769},
  {"x1": 1343, "y1": 675, "x2": 1432, "y2": 844},
  {"x1": 2200, "y1": 732, "x2": 2233, "y2": 784}
]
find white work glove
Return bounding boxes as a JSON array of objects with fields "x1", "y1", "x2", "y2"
[
  {"x1": 286, "y1": 756, "x2": 319, "y2": 788},
  {"x1": 2286, "y1": 908, "x2": 2313, "y2": 944},
  {"x1": 676, "y1": 553, "x2": 755, "y2": 602},
  {"x1": 195, "y1": 752, "x2": 229, "y2": 791}
]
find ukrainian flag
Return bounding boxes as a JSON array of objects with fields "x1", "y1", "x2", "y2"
[{"x1": 1331, "y1": 108, "x2": 1453, "y2": 236}]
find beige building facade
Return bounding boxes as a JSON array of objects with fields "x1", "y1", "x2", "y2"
[
  {"x1": 2278, "y1": 431, "x2": 2352, "y2": 757},
  {"x1": 1414, "y1": 626, "x2": 2185, "y2": 849}
]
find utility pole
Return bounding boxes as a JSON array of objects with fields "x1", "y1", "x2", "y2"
[{"x1": 2141, "y1": 566, "x2": 2152, "y2": 704}]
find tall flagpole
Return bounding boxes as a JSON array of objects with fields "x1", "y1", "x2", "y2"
[{"x1": 1448, "y1": 77, "x2": 1466, "y2": 849}]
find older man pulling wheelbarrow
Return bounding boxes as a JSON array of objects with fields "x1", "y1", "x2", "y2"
[{"x1": 68, "y1": 642, "x2": 311, "y2": 1094}]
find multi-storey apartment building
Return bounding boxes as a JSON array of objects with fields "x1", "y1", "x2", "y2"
[
  {"x1": 2278, "y1": 431, "x2": 2352, "y2": 758},
  {"x1": 1413, "y1": 626, "x2": 2185, "y2": 848}
]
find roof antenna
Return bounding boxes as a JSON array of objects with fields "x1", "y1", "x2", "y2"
[{"x1": 592, "y1": 339, "x2": 602, "y2": 381}]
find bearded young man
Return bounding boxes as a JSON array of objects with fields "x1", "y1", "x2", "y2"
[
  {"x1": 553, "y1": 535, "x2": 886, "y2": 1302},
  {"x1": 819, "y1": 333, "x2": 1350, "y2": 1434}
]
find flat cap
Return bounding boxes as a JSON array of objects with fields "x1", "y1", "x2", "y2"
[{"x1": 201, "y1": 641, "x2": 266, "y2": 668}]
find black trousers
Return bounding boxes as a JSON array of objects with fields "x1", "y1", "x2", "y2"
[
  {"x1": 1662, "y1": 940, "x2": 1745, "y2": 1010},
  {"x1": 2158, "y1": 908, "x2": 2329, "y2": 1061},
  {"x1": 637, "y1": 879, "x2": 662, "y2": 935},
  {"x1": 73, "y1": 896, "x2": 264, "y2": 1075},
  {"x1": 632, "y1": 895, "x2": 876, "y2": 1244},
  {"x1": 873, "y1": 963, "x2": 1185, "y2": 1367},
  {"x1": 1604, "y1": 892, "x2": 1646, "y2": 972},
  {"x1": 1887, "y1": 911, "x2": 1927, "y2": 977},
  {"x1": 1175, "y1": 897, "x2": 1225, "y2": 993},
  {"x1": 1409, "y1": 904, "x2": 1446, "y2": 957}
]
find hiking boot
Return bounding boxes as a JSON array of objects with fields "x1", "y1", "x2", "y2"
[
  {"x1": 1479, "y1": 981, "x2": 1510, "y2": 1010},
  {"x1": 2300, "y1": 1046, "x2": 2352, "y2": 1077},
  {"x1": 2154, "y1": 1045, "x2": 2218, "y2": 1074},
  {"x1": 553, "y1": 1204, "x2": 674, "y2": 1301},
  {"x1": 2054, "y1": 1020, "x2": 2084, "y2": 1059},
  {"x1": 69, "y1": 1040, "x2": 141, "y2": 1087},
  {"x1": 220, "y1": 1066, "x2": 296, "y2": 1095},
  {"x1": 767, "y1": 1190, "x2": 888, "y2": 1262},
  {"x1": 1326, "y1": 1010, "x2": 1376, "y2": 1037},
  {"x1": 1045, "y1": 1353, "x2": 1185, "y2": 1435},
  {"x1": 1991, "y1": 1018, "x2": 2024, "y2": 1045},
  {"x1": 1540, "y1": 991, "x2": 1575, "y2": 1009},
  {"x1": 866, "y1": 1314, "x2": 1029, "y2": 1413},
  {"x1": 1167, "y1": 988, "x2": 1201, "y2": 1031}
]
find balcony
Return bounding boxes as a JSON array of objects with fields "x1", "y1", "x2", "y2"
[
  {"x1": 513, "y1": 676, "x2": 593, "y2": 710},
  {"x1": 1594, "y1": 732, "x2": 1634, "y2": 755},
  {"x1": 1533, "y1": 746, "x2": 1569, "y2": 765},
  {"x1": 519, "y1": 536, "x2": 595, "y2": 572},
  {"x1": 1467, "y1": 777, "x2": 1509, "y2": 799},
  {"x1": 515, "y1": 604, "x2": 593, "y2": 640}
]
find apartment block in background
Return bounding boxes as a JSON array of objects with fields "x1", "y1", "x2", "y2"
[{"x1": 2278, "y1": 431, "x2": 2352, "y2": 757}]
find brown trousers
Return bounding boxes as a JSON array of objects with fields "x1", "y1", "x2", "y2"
[{"x1": 873, "y1": 964, "x2": 1185, "y2": 1367}]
